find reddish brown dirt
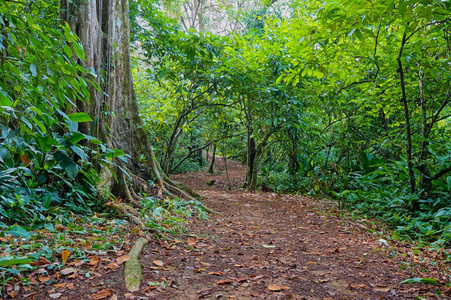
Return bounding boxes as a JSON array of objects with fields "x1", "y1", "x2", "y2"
[{"x1": 15, "y1": 157, "x2": 449, "y2": 299}]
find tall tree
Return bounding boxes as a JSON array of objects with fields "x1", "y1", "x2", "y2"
[{"x1": 60, "y1": 0, "x2": 196, "y2": 201}]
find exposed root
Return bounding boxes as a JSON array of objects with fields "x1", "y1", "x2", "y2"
[
  {"x1": 163, "y1": 174, "x2": 200, "y2": 198},
  {"x1": 200, "y1": 205, "x2": 222, "y2": 216},
  {"x1": 124, "y1": 237, "x2": 148, "y2": 292},
  {"x1": 108, "y1": 203, "x2": 164, "y2": 236}
]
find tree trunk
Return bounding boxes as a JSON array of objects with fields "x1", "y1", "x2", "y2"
[
  {"x1": 397, "y1": 32, "x2": 417, "y2": 206},
  {"x1": 60, "y1": 0, "x2": 190, "y2": 200},
  {"x1": 208, "y1": 144, "x2": 216, "y2": 173}
]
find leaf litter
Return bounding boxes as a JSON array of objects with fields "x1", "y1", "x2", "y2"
[{"x1": 6, "y1": 157, "x2": 451, "y2": 299}]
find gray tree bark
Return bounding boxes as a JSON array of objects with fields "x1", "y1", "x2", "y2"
[{"x1": 60, "y1": 0, "x2": 196, "y2": 200}]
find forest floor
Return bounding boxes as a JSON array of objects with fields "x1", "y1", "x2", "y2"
[{"x1": 9, "y1": 158, "x2": 451, "y2": 300}]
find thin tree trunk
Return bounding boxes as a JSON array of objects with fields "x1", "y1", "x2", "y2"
[
  {"x1": 418, "y1": 65, "x2": 431, "y2": 196},
  {"x1": 397, "y1": 32, "x2": 416, "y2": 201},
  {"x1": 222, "y1": 143, "x2": 231, "y2": 190},
  {"x1": 208, "y1": 144, "x2": 216, "y2": 173}
]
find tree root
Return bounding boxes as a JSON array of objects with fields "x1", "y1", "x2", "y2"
[
  {"x1": 108, "y1": 203, "x2": 165, "y2": 236},
  {"x1": 162, "y1": 182, "x2": 222, "y2": 215},
  {"x1": 124, "y1": 237, "x2": 148, "y2": 292}
]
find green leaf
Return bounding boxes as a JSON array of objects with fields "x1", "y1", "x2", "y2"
[
  {"x1": 67, "y1": 112, "x2": 92, "y2": 123},
  {"x1": 67, "y1": 132, "x2": 86, "y2": 144},
  {"x1": 106, "y1": 149, "x2": 126, "y2": 159},
  {"x1": 0, "y1": 91, "x2": 12, "y2": 106},
  {"x1": 63, "y1": 45, "x2": 73, "y2": 58},
  {"x1": 54, "y1": 150, "x2": 79, "y2": 179},
  {"x1": 0, "y1": 256, "x2": 34, "y2": 267},
  {"x1": 400, "y1": 278, "x2": 437, "y2": 285},
  {"x1": 36, "y1": 135, "x2": 58, "y2": 153},
  {"x1": 6, "y1": 225, "x2": 31, "y2": 238},
  {"x1": 30, "y1": 63, "x2": 37, "y2": 77}
]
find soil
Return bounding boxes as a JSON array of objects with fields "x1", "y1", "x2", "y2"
[{"x1": 11, "y1": 157, "x2": 451, "y2": 299}]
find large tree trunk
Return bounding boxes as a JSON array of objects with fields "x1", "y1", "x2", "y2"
[{"x1": 60, "y1": 0, "x2": 196, "y2": 200}]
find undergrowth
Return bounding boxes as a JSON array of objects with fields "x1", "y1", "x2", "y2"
[{"x1": 0, "y1": 196, "x2": 208, "y2": 297}]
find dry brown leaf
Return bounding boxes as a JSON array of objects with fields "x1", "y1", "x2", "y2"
[
  {"x1": 38, "y1": 275, "x2": 52, "y2": 282},
  {"x1": 143, "y1": 286, "x2": 157, "y2": 292},
  {"x1": 268, "y1": 284, "x2": 281, "y2": 291},
  {"x1": 187, "y1": 237, "x2": 197, "y2": 247},
  {"x1": 89, "y1": 289, "x2": 114, "y2": 300},
  {"x1": 208, "y1": 272, "x2": 223, "y2": 276},
  {"x1": 61, "y1": 249, "x2": 70, "y2": 264},
  {"x1": 89, "y1": 255, "x2": 100, "y2": 266},
  {"x1": 110, "y1": 295, "x2": 118, "y2": 300},
  {"x1": 153, "y1": 260, "x2": 164, "y2": 267},
  {"x1": 54, "y1": 283, "x2": 66, "y2": 288},
  {"x1": 29, "y1": 258, "x2": 50, "y2": 266},
  {"x1": 104, "y1": 262, "x2": 120, "y2": 270},
  {"x1": 67, "y1": 259, "x2": 84, "y2": 267},
  {"x1": 21, "y1": 154, "x2": 31, "y2": 165},
  {"x1": 200, "y1": 262, "x2": 211, "y2": 267},
  {"x1": 373, "y1": 286, "x2": 390, "y2": 293},
  {"x1": 86, "y1": 240, "x2": 92, "y2": 250},
  {"x1": 116, "y1": 255, "x2": 130, "y2": 265},
  {"x1": 67, "y1": 283, "x2": 74, "y2": 290},
  {"x1": 8, "y1": 289, "x2": 18, "y2": 299},
  {"x1": 216, "y1": 279, "x2": 232, "y2": 285},
  {"x1": 267, "y1": 284, "x2": 289, "y2": 291}
]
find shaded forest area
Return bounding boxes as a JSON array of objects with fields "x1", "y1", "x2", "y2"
[{"x1": 1, "y1": 0, "x2": 451, "y2": 298}]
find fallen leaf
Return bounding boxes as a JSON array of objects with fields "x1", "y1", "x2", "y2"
[
  {"x1": 104, "y1": 262, "x2": 120, "y2": 270},
  {"x1": 268, "y1": 284, "x2": 282, "y2": 291},
  {"x1": 187, "y1": 238, "x2": 197, "y2": 247},
  {"x1": 89, "y1": 255, "x2": 100, "y2": 266},
  {"x1": 373, "y1": 286, "x2": 390, "y2": 293},
  {"x1": 67, "y1": 283, "x2": 74, "y2": 290},
  {"x1": 110, "y1": 295, "x2": 118, "y2": 300},
  {"x1": 89, "y1": 289, "x2": 114, "y2": 300},
  {"x1": 8, "y1": 289, "x2": 18, "y2": 298},
  {"x1": 70, "y1": 259, "x2": 85, "y2": 267},
  {"x1": 216, "y1": 279, "x2": 232, "y2": 285},
  {"x1": 116, "y1": 255, "x2": 130, "y2": 265},
  {"x1": 86, "y1": 240, "x2": 92, "y2": 250},
  {"x1": 38, "y1": 275, "x2": 52, "y2": 282},
  {"x1": 49, "y1": 293, "x2": 62, "y2": 299},
  {"x1": 30, "y1": 258, "x2": 50, "y2": 266},
  {"x1": 152, "y1": 260, "x2": 164, "y2": 267},
  {"x1": 61, "y1": 267, "x2": 77, "y2": 276},
  {"x1": 267, "y1": 283, "x2": 290, "y2": 291},
  {"x1": 61, "y1": 249, "x2": 70, "y2": 264},
  {"x1": 200, "y1": 262, "x2": 211, "y2": 267},
  {"x1": 209, "y1": 272, "x2": 223, "y2": 276}
]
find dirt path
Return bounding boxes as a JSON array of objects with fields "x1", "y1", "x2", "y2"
[
  {"x1": 140, "y1": 158, "x2": 442, "y2": 299},
  {"x1": 23, "y1": 158, "x2": 446, "y2": 299}
]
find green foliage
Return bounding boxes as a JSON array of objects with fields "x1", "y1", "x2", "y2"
[
  {"x1": 0, "y1": 0, "x2": 115, "y2": 226},
  {"x1": 132, "y1": 0, "x2": 451, "y2": 244}
]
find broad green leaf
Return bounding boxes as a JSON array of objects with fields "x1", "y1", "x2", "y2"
[
  {"x1": 30, "y1": 63, "x2": 37, "y2": 77},
  {"x1": 0, "y1": 256, "x2": 34, "y2": 267},
  {"x1": 6, "y1": 225, "x2": 31, "y2": 238},
  {"x1": 0, "y1": 91, "x2": 12, "y2": 106},
  {"x1": 36, "y1": 135, "x2": 58, "y2": 153},
  {"x1": 106, "y1": 149, "x2": 126, "y2": 159},
  {"x1": 54, "y1": 150, "x2": 79, "y2": 179},
  {"x1": 67, "y1": 112, "x2": 92, "y2": 123},
  {"x1": 400, "y1": 278, "x2": 437, "y2": 285}
]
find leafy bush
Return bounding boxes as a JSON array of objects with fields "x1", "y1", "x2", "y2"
[{"x1": 0, "y1": 1, "x2": 117, "y2": 226}]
